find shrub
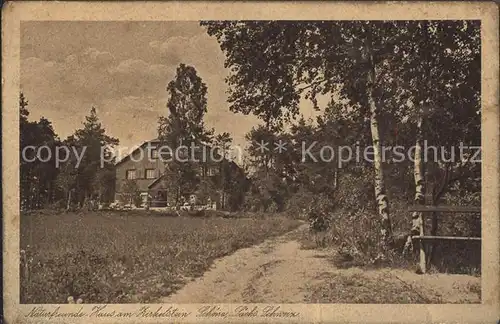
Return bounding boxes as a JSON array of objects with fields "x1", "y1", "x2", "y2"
[
  {"x1": 121, "y1": 180, "x2": 142, "y2": 207},
  {"x1": 307, "y1": 195, "x2": 335, "y2": 233},
  {"x1": 285, "y1": 189, "x2": 316, "y2": 219}
]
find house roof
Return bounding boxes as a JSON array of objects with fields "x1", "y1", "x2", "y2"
[
  {"x1": 115, "y1": 138, "x2": 161, "y2": 166},
  {"x1": 147, "y1": 176, "x2": 165, "y2": 189},
  {"x1": 115, "y1": 138, "x2": 244, "y2": 173}
]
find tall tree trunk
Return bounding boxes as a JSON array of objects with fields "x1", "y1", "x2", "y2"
[
  {"x1": 22, "y1": 167, "x2": 31, "y2": 210},
  {"x1": 33, "y1": 178, "x2": 41, "y2": 209},
  {"x1": 46, "y1": 181, "x2": 53, "y2": 206},
  {"x1": 404, "y1": 110, "x2": 425, "y2": 255},
  {"x1": 333, "y1": 169, "x2": 339, "y2": 191},
  {"x1": 365, "y1": 34, "x2": 393, "y2": 248},
  {"x1": 66, "y1": 189, "x2": 72, "y2": 211},
  {"x1": 220, "y1": 161, "x2": 225, "y2": 210}
]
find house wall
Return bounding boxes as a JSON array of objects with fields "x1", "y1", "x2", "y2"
[
  {"x1": 115, "y1": 142, "x2": 166, "y2": 202},
  {"x1": 114, "y1": 140, "x2": 246, "y2": 208}
]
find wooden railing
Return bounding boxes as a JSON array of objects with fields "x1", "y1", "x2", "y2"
[{"x1": 408, "y1": 205, "x2": 481, "y2": 274}]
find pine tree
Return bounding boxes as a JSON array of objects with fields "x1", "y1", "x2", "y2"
[{"x1": 70, "y1": 107, "x2": 119, "y2": 206}]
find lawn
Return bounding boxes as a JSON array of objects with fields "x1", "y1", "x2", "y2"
[{"x1": 20, "y1": 210, "x2": 301, "y2": 303}]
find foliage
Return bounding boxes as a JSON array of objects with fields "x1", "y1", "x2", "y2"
[
  {"x1": 195, "y1": 176, "x2": 219, "y2": 205},
  {"x1": 121, "y1": 180, "x2": 142, "y2": 207},
  {"x1": 203, "y1": 20, "x2": 481, "y2": 266},
  {"x1": 20, "y1": 95, "x2": 118, "y2": 210},
  {"x1": 158, "y1": 63, "x2": 213, "y2": 148},
  {"x1": 157, "y1": 64, "x2": 248, "y2": 210},
  {"x1": 70, "y1": 107, "x2": 119, "y2": 204},
  {"x1": 157, "y1": 64, "x2": 213, "y2": 205},
  {"x1": 284, "y1": 189, "x2": 315, "y2": 219},
  {"x1": 20, "y1": 93, "x2": 61, "y2": 210},
  {"x1": 306, "y1": 194, "x2": 335, "y2": 233},
  {"x1": 201, "y1": 20, "x2": 403, "y2": 242},
  {"x1": 164, "y1": 63, "x2": 212, "y2": 143},
  {"x1": 211, "y1": 132, "x2": 234, "y2": 209}
]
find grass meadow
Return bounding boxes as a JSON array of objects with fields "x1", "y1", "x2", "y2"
[{"x1": 20, "y1": 210, "x2": 301, "y2": 303}]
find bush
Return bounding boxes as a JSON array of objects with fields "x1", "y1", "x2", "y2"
[
  {"x1": 299, "y1": 169, "x2": 415, "y2": 268},
  {"x1": 306, "y1": 195, "x2": 335, "y2": 233},
  {"x1": 121, "y1": 180, "x2": 142, "y2": 207},
  {"x1": 285, "y1": 189, "x2": 316, "y2": 219}
]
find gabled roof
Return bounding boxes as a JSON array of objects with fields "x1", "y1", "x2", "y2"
[
  {"x1": 115, "y1": 138, "x2": 160, "y2": 166},
  {"x1": 147, "y1": 176, "x2": 164, "y2": 189},
  {"x1": 115, "y1": 138, "x2": 244, "y2": 173}
]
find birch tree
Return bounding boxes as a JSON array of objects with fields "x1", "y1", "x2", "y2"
[
  {"x1": 201, "y1": 20, "x2": 410, "y2": 247},
  {"x1": 387, "y1": 21, "x2": 482, "y2": 254},
  {"x1": 363, "y1": 27, "x2": 392, "y2": 244}
]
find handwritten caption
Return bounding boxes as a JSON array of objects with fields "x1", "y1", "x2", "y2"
[{"x1": 25, "y1": 305, "x2": 300, "y2": 320}]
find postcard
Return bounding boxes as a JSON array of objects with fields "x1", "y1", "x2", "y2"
[{"x1": 2, "y1": 1, "x2": 499, "y2": 323}]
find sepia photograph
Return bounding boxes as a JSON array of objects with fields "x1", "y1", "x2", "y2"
[{"x1": 3, "y1": 2, "x2": 499, "y2": 323}]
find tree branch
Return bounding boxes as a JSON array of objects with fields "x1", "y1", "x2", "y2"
[{"x1": 296, "y1": 78, "x2": 328, "y2": 93}]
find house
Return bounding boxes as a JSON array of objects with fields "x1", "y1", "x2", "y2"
[{"x1": 114, "y1": 138, "x2": 247, "y2": 209}]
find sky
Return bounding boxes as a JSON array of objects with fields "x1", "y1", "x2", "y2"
[{"x1": 20, "y1": 21, "x2": 322, "y2": 153}]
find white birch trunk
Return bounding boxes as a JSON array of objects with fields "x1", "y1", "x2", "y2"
[
  {"x1": 404, "y1": 111, "x2": 425, "y2": 255},
  {"x1": 365, "y1": 35, "x2": 393, "y2": 247},
  {"x1": 368, "y1": 92, "x2": 393, "y2": 246}
]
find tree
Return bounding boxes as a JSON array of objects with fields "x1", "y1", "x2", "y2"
[
  {"x1": 70, "y1": 107, "x2": 119, "y2": 205},
  {"x1": 20, "y1": 92, "x2": 33, "y2": 209},
  {"x1": 20, "y1": 92, "x2": 29, "y2": 124},
  {"x1": 159, "y1": 63, "x2": 213, "y2": 147},
  {"x1": 375, "y1": 21, "x2": 482, "y2": 255},
  {"x1": 201, "y1": 21, "x2": 405, "y2": 246},
  {"x1": 19, "y1": 93, "x2": 61, "y2": 209},
  {"x1": 203, "y1": 20, "x2": 481, "y2": 250},
  {"x1": 164, "y1": 159, "x2": 200, "y2": 206},
  {"x1": 55, "y1": 155, "x2": 77, "y2": 210},
  {"x1": 213, "y1": 132, "x2": 233, "y2": 209},
  {"x1": 243, "y1": 124, "x2": 298, "y2": 212},
  {"x1": 158, "y1": 64, "x2": 212, "y2": 205},
  {"x1": 122, "y1": 179, "x2": 142, "y2": 207}
]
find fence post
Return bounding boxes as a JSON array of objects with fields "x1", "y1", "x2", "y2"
[{"x1": 419, "y1": 212, "x2": 426, "y2": 273}]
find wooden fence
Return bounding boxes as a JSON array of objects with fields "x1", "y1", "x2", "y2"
[{"x1": 408, "y1": 205, "x2": 481, "y2": 274}]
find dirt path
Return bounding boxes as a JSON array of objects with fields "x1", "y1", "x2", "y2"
[
  {"x1": 161, "y1": 224, "x2": 334, "y2": 303},
  {"x1": 161, "y1": 224, "x2": 481, "y2": 304}
]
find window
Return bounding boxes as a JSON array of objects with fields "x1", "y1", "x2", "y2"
[
  {"x1": 145, "y1": 169, "x2": 156, "y2": 179},
  {"x1": 177, "y1": 147, "x2": 188, "y2": 160},
  {"x1": 150, "y1": 148, "x2": 158, "y2": 159},
  {"x1": 126, "y1": 170, "x2": 136, "y2": 180},
  {"x1": 207, "y1": 167, "x2": 217, "y2": 176}
]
